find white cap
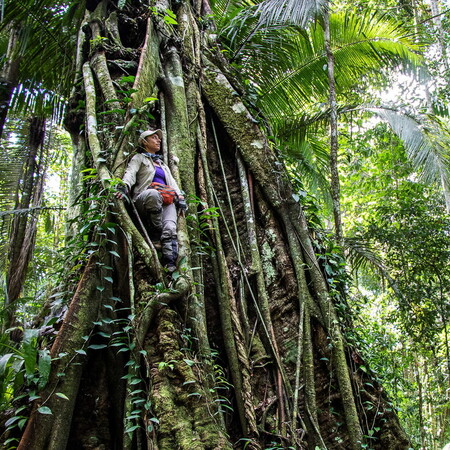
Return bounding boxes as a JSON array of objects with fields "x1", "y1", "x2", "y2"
[{"x1": 139, "y1": 129, "x2": 163, "y2": 143}]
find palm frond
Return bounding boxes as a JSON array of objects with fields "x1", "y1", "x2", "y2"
[
  {"x1": 234, "y1": 10, "x2": 423, "y2": 122},
  {"x1": 0, "y1": 118, "x2": 29, "y2": 273},
  {"x1": 215, "y1": 0, "x2": 326, "y2": 61},
  {"x1": 367, "y1": 107, "x2": 450, "y2": 185},
  {"x1": 10, "y1": 83, "x2": 67, "y2": 124},
  {"x1": 269, "y1": 103, "x2": 358, "y2": 132},
  {"x1": 345, "y1": 236, "x2": 386, "y2": 274},
  {"x1": 1, "y1": 0, "x2": 82, "y2": 101},
  {"x1": 253, "y1": 0, "x2": 327, "y2": 30},
  {"x1": 0, "y1": 120, "x2": 28, "y2": 206},
  {"x1": 210, "y1": 0, "x2": 256, "y2": 30},
  {"x1": 284, "y1": 136, "x2": 332, "y2": 205},
  {"x1": 0, "y1": 206, "x2": 65, "y2": 218},
  {"x1": 345, "y1": 235, "x2": 405, "y2": 300},
  {"x1": 276, "y1": 103, "x2": 450, "y2": 204}
]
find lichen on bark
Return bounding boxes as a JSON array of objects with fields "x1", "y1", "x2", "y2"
[{"x1": 9, "y1": 1, "x2": 412, "y2": 449}]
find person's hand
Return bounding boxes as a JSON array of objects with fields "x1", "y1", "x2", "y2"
[
  {"x1": 177, "y1": 198, "x2": 187, "y2": 214},
  {"x1": 115, "y1": 185, "x2": 129, "y2": 200}
]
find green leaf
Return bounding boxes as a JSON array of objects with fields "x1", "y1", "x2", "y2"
[
  {"x1": 187, "y1": 392, "x2": 202, "y2": 398},
  {"x1": 120, "y1": 76, "x2": 136, "y2": 83},
  {"x1": 97, "y1": 331, "x2": 111, "y2": 337},
  {"x1": 15, "y1": 405, "x2": 27, "y2": 414},
  {"x1": 5, "y1": 416, "x2": 20, "y2": 427},
  {"x1": 98, "y1": 108, "x2": 126, "y2": 115},
  {"x1": 38, "y1": 349, "x2": 51, "y2": 390},
  {"x1": 56, "y1": 393, "x2": 69, "y2": 400},
  {"x1": 22, "y1": 335, "x2": 38, "y2": 377},
  {"x1": 164, "y1": 15, "x2": 178, "y2": 25},
  {"x1": 37, "y1": 406, "x2": 52, "y2": 415},
  {"x1": 130, "y1": 389, "x2": 144, "y2": 395},
  {"x1": 0, "y1": 353, "x2": 15, "y2": 376},
  {"x1": 88, "y1": 344, "x2": 107, "y2": 350}
]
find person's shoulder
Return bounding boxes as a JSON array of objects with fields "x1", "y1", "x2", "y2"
[{"x1": 129, "y1": 153, "x2": 147, "y2": 164}]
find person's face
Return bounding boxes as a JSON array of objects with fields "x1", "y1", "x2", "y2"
[{"x1": 144, "y1": 133, "x2": 161, "y2": 154}]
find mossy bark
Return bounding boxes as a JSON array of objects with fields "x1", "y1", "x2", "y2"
[
  {"x1": 10, "y1": 1, "x2": 411, "y2": 449},
  {"x1": 146, "y1": 308, "x2": 231, "y2": 449},
  {"x1": 18, "y1": 257, "x2": 102, "y2": 450}
]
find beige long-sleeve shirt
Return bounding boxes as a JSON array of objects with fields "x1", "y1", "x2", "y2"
[{"x1": 122, "y1": 153, "x2": 182, "y2": 200}]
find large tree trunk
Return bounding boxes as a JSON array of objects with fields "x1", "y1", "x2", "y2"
[
  {"x1": 5, "y1": 116, "x2": 46, "y2": 329},
  {"x1": 10, "y1": 1, "x2": 410, "y2": 449}
]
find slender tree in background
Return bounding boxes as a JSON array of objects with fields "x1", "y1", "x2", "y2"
[
  {"x1": 323, "y1": 8, "x2": 343, "y2": 246},
  {"x1": 0, "y1": 0, "x2": 416, "y2": 449}
]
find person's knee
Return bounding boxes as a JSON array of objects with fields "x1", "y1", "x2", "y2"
[
  {"x1": 161, "y1": 220, "x2": 177, "y2": 240},
  {"x1": 136, "y1": 189, "x2": 162, "y2": 213}
]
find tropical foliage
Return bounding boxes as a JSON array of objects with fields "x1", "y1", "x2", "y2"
[
  {"x1": 1, "y1": 0, "x2": 450, "y2": 448},
  {"x1": 341, "y1": 122, "x2": 450, "y2": 448}
]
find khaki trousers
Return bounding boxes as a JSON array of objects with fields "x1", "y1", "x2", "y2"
[{"x1": 134, "y1": 189, "x2": 178, "y2": 265}]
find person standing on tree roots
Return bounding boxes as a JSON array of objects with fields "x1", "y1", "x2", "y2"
[{"x1": 115, "y1": 129, "x2": 187, "y2": 272}]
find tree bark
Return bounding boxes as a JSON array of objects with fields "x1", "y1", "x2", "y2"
[
  {"x1": 0, "y1": 24, "x2": 21, "y2": 139},
  {"x1": 11, "y1": 1, "x2": 411, "y2": 449},
  {"x1": 5, "y1": 116, "x2": 46, "y2": 329}
]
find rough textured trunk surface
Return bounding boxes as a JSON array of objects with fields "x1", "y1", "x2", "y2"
[
  {"x1": 0, "y1": 24, "x2": 21, "y2": 139},
  {"x1": 5, "y1": 116, "x2": 46, "y2": 329},
  {"x1": 9, "y1": 1, "x2": 411, "y2": 449}
]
